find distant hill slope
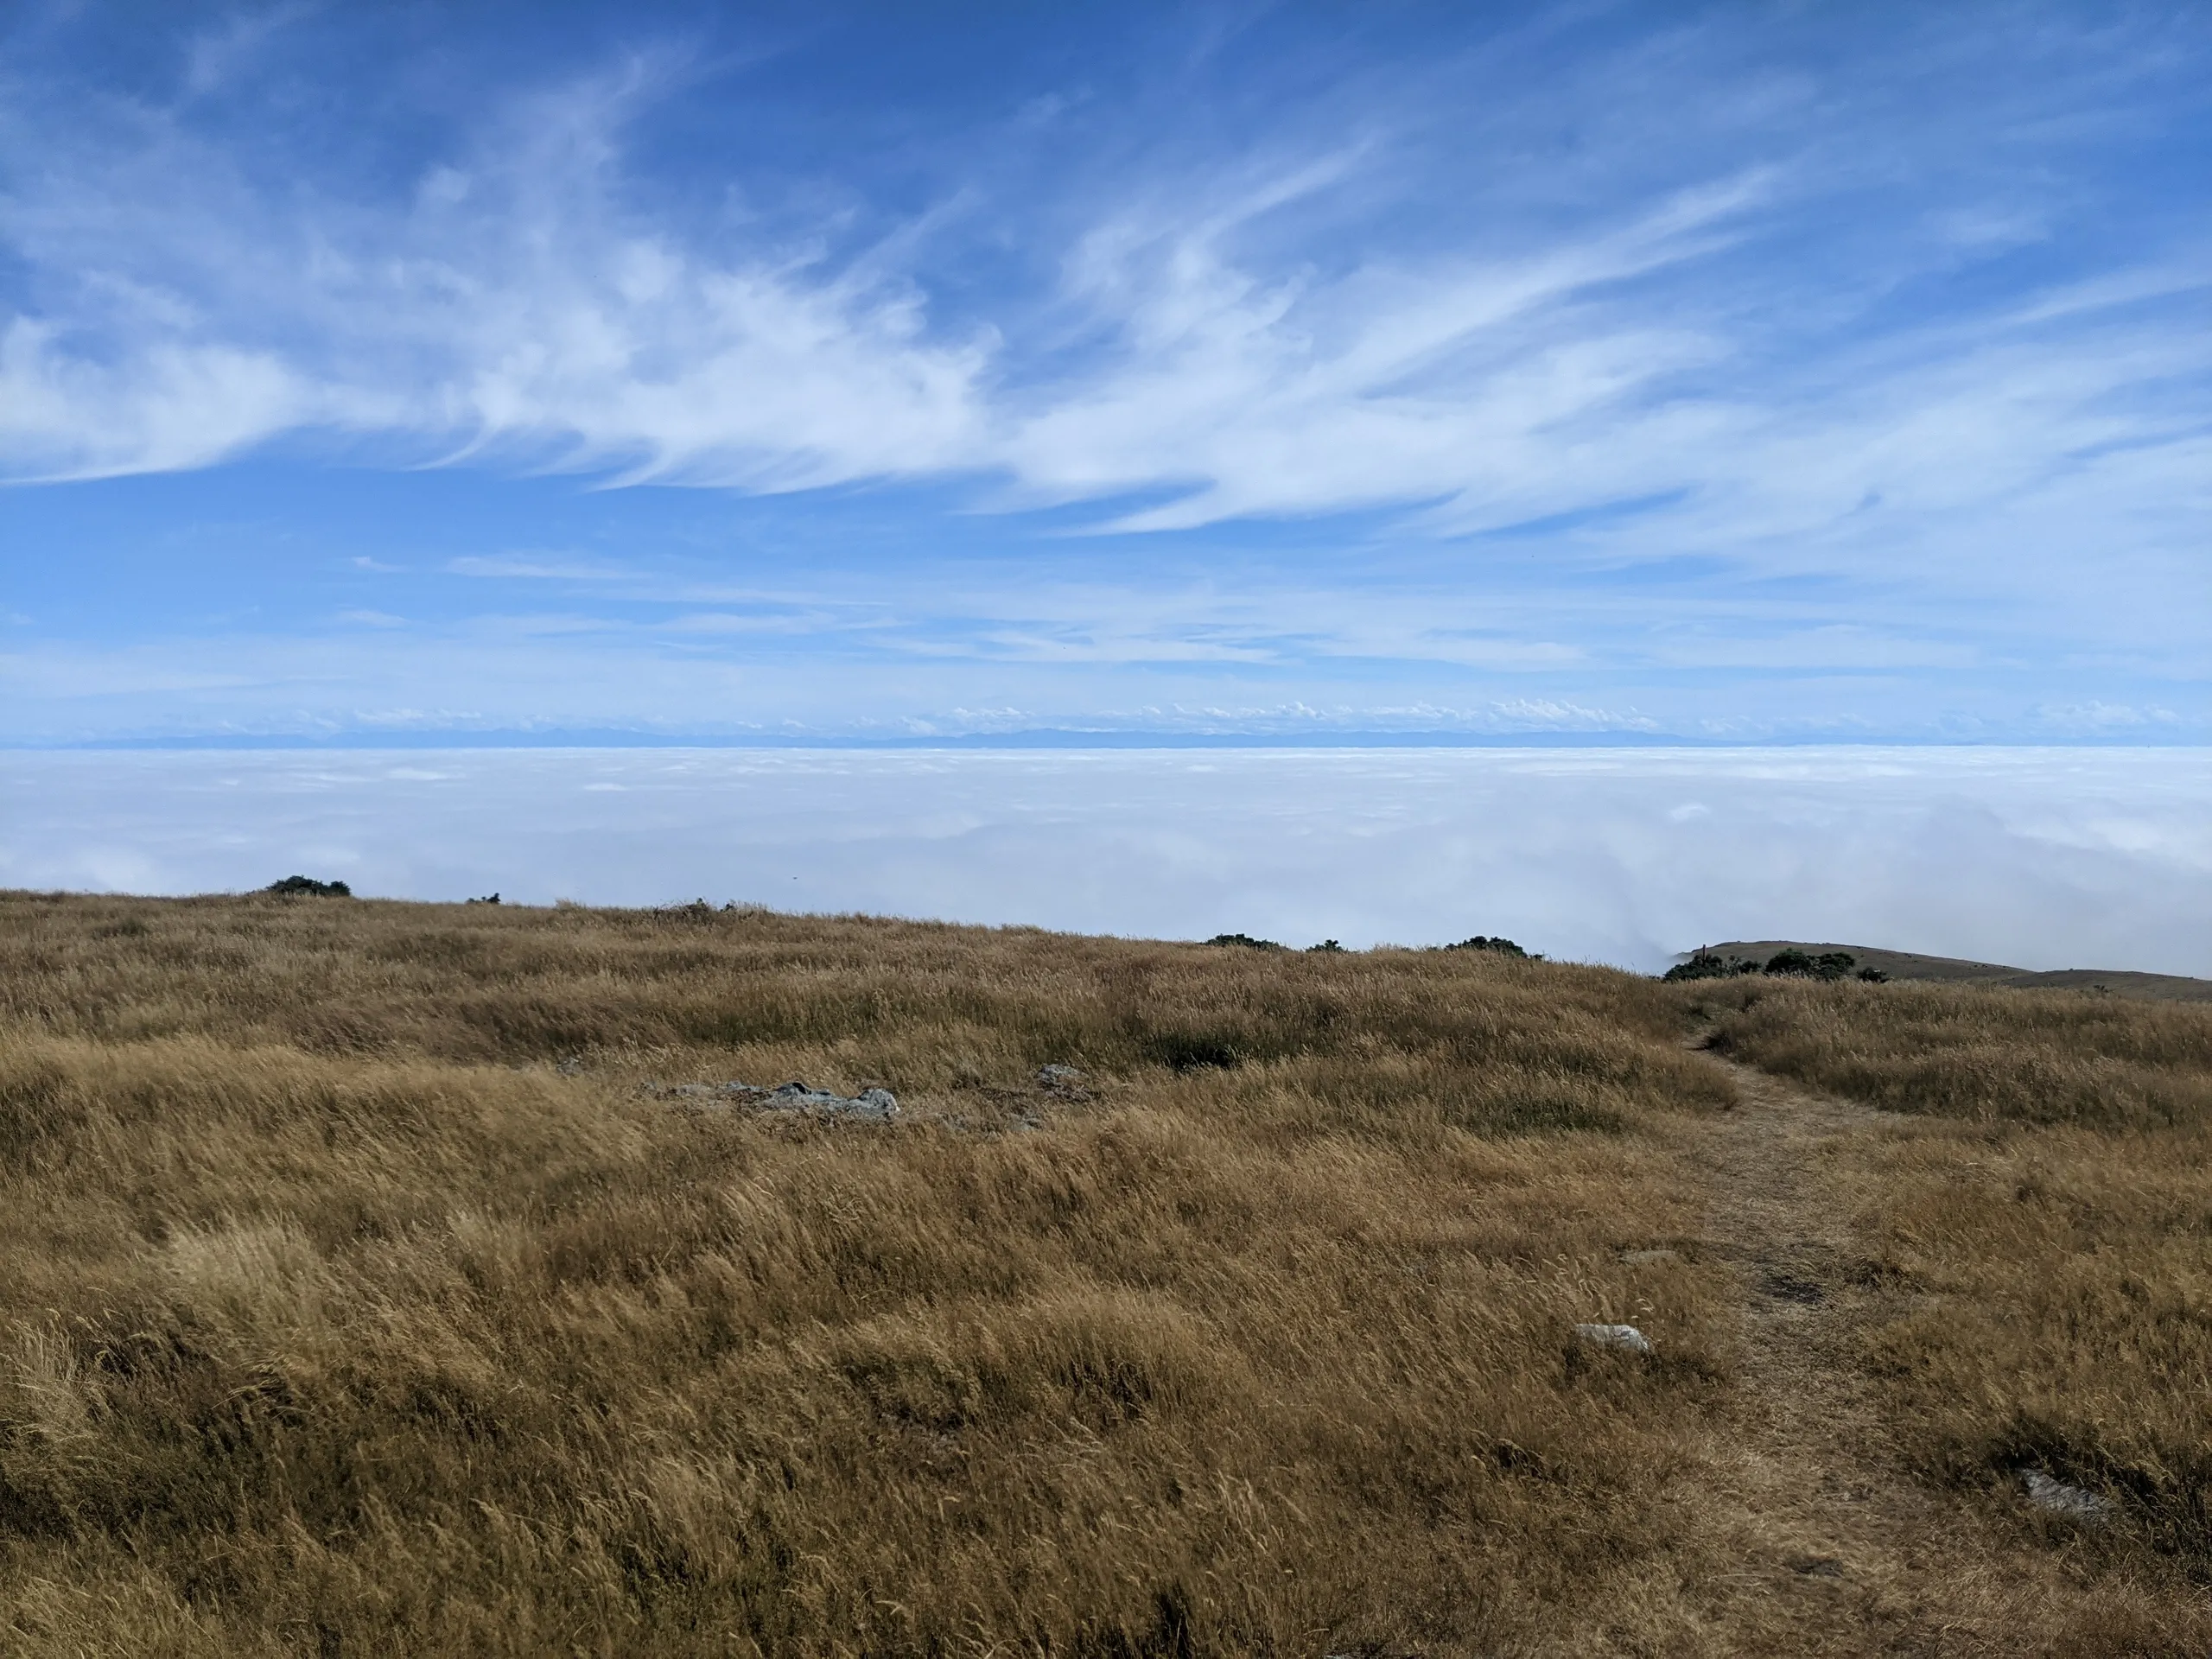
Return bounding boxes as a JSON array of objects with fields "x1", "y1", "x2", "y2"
[{"x1": 1694, "y1": 940, "x2": 2212, "y2": 1002}]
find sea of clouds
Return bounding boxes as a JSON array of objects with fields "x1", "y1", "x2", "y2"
[{"x1": 3, "y1": 746, "x2": 2206, "y2": 977}]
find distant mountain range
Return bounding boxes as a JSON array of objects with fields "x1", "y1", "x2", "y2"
[{"x1": 1691, "y1": 941, "x2": 2212, "y2": 1003}]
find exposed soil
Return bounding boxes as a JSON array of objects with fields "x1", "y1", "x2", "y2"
[{"x1": 1670, "y1": 1055, "x2": 2083, "y2": 1654}]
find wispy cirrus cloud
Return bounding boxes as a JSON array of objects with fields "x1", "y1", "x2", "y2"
[
  {"x1": 0, "y1": 319, "x2": 312, "y2": 480},
  {"x1": 997, "y1": 169, "x2": 1772, "y2": 530},
  {"x1": 3, "y1": 2, "x2": 2203, "y2": 564},
  {"x1": 0, "y1": 48, "x2": 995, "y2": 486}
]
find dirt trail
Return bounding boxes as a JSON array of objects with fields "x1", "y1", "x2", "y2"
[{"x1": 1673, "y1": 1056, "x2": 2063, "y2": 1654}]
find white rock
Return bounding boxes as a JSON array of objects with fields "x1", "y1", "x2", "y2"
[
  {"x1": 1037, "y1": 1064, "x2": 1085, "y2": 1088},
  {"x1": 1574, "y1": 1322, "x2": 1653, "y2": 1354},
  {"x1": 654, "y1": 1078, "x2": 900, "y2": 1121},
  {"x1": 759, "y1": 1080, "x2": 901, "y2": 1121},
  {"x1": 2023, "y1": 1471, "x2": 2110, "y2": 1523},
  {"x1": 1622, "y1": 1248, "x2": 1679, "y2": 1265}
]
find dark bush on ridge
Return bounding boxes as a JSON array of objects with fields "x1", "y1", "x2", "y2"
[
  {"x1": 267, "y1": 875, "x2": 352, "y2": 897},
  {"x1": 1446, "y1": 935, "x2": 1527, "y2": 957},
  {"x1": 1764, "y1": 949, "x2": 1859, "y2": 982},
  {"x1": 1207, "y1": 932, "x2": 1282, "y2": 950},
  {"x1": 1665, "y1": 948, "x2": 1883, "y2": 983},
  {"x1": 1663, "y1": 952, "x2": 1759, "y2": 982}
]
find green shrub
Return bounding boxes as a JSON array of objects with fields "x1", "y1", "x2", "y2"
[
  {"x1": 1662, "y1": 951, "x2": 1758, "y2": 982},
  {"x1": 266, "y1": 875, "x2": 352, "y2": 898}
]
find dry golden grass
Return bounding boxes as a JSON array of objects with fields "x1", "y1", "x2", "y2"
[
  {"x1": 1686, "y1": 978, "x2": 2212, "y2": 1590},
  {"x1": 8, "y1": 892, "x2": 2210, "y2": 1655},
  {"x1": 1692, "y1": 976, "x2": 2212, "y2": 1128},
  {"x1": 3, "y1": 892, "x2": 1741, "y2": 1656}
]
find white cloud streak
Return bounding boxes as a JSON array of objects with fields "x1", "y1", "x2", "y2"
[
  {"x1": 0, "y1": 9, "x2": 2204, "y2": 611},
  {"x1": 1, "y1": 57, "x2": 995, "y2": 486},
  {"x1": 0, "y1": 318, "x2": 310, "y2": 480}
]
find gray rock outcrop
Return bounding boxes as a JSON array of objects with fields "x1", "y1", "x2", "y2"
[
  {"x1": 652, "y1": 1079, "x2": 900, "y2": 1121},
  {"x1": 2022, "y1": 1470, "x2": 2110, "y2": 1523}
]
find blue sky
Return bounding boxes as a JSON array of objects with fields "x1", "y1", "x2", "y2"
[{"x1": 3, "y1": 0, "x2": 2207, "y2": 746}]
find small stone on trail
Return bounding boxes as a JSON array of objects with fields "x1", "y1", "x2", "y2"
[
  {"x1": 1622, "y1": 1248, "x2": 1678, "y2": 1265},
  {"x1": 2022, "y1": 1470, "x2": 2110, "y2": 1523},
  {"x1": 1573, "y1": 1322, "x2": 1653, "y2": 1354}
]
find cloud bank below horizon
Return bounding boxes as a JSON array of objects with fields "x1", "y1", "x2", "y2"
[{"x1": 6, "y1": 746, "x2": 2207, "y2": 980}]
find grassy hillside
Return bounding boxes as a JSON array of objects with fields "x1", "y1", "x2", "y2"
[
  {"x1": 1, "y1": 892, "x2": 1741, "y2": 1656},
  {"x1": 1692, "y1": 940, "x2": 2212, "y2": 1002},
  {"x1": 3, "y1": 890, "x2": 2209, "y2": 1655},
  {"x1": 1688, "y1": 976, "x2": 2212, "y2": 1573}
]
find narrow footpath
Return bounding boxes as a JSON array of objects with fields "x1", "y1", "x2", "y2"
[{"x1": 1672, "y1": 1055, "x2": 2080, "y2": 1654}]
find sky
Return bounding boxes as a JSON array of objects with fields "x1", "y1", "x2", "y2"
[{"x1": 3, "y1": 0, "x2": 2208, "y2": 747}]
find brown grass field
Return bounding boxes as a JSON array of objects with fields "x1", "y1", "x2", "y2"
[{"x1": 2, "y1": 891, "x2": 2209, "y2": 1656}]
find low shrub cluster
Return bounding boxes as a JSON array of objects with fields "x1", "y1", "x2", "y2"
[
  {"x1": 1445, "y1": 936, "x2": 1529, "y2": 957},
  {"x1": 265, "y1": 875, "x2": 351, "y2": 898},
  {"x1": 1665, "y1": 947, "x2": 1883, "y2": 983}
]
